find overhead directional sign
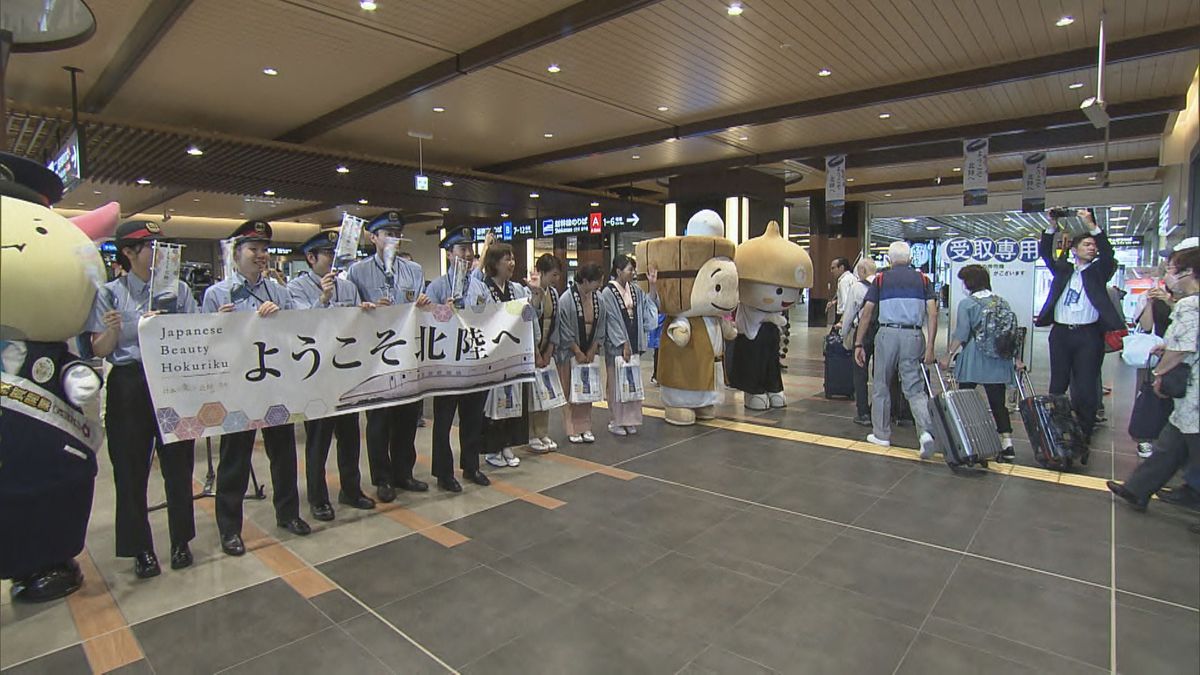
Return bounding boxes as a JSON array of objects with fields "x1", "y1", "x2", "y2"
[{"x1": 465, "y1": 210, "x2": 652, "y2": 241}]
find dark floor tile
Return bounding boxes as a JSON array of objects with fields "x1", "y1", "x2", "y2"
[
  {"x1": 443, "y1": 499, "x2": 581, "y2": 556},
  {"x1": 687, "y1": 430, "x2": 833, "y2": 475},
  {"x1": 221, "y1": 626, "x2": 390, "y2": 674},
  {"x1": 931, "y1": 557, "x2": 1111, "y2": 669},
  {"x1": 759, "y1": 476, "x2": 880, "y2": 523},
  {"x1": 340, "y1": 614, "x2": 450, "y2": 675},
  {"x1": 508, "y1": 522, "x2": 668, "y2": 592},
  {"x1": 318, "y1": 534, "x2": 481, "y2": 608},
  {"x1": 802, "y1": 451, "x2": 916, "y2": 496},
  {"x1": 969, "y1": 515, "x2": 1111, "y2": 586},
  {"x1": 609, "y1": 489, "x2": 742, "y2": 548},
  {"x1": 1116, "y1": 594, "x2": 1200, "y2": 675},
  {"x1": 376, "y1": 566, "x2": 565, "y2": 668},
  {"x1": 988, "y1": 479, "x2": 1111, "y2": 544},
  {"x1": 852, "y1": 494, "x2": 990, "y2": 550},
  {"x1": 921, "y1": 617, "x2": 1107, "y2": 674},
  {"x1": 541, "y1": 474, "x2": 661, "y2": 522},
  {"x1": 133, "y1": 579, "x2": 332, "y2": 674},
  {"x1": 1116, "y1": 544, "x2": 1200, "y2": 608},
  {"x1": 678, "y1": 507, "x2": 842, "y2": 580},
  {"x1": 792, "y1": 531, "x2": 961, "y2": 628},
  {"x1": 1, "y1": 645, "x2": 89, "y2": 675},
  {"x1": 604, "y1": 552, "x2": 776, "y2": 641},
  {"x1": 1114, "y1": 507, "x2": 1200, "y2": 559},
  {"x1": 888, "y1": 463, "x2": 1006, "y2": 505},
  {"x1": 484, "y1": 556, "x2": 592, "y2": 605},
  {"x1": 106, "y1": 659, "x2": 154, "y2": 675},
  {"x1": 561, "y1": 424, "x2": 715, "y2": 465},
  {"x1": 718, "y1": 584, "x2": 916, "y2": 675},
  {"x1": 619, "y1": 451, "x2": 786, "y2": 503},
  {"x1": 680, "y1": 646, "x2": 777, "y2": 675},
  {"x1": 895, "y1": 633, "x2": 1039, "y2": 674},
  {"x1": 310, "y1": 589, "x2": 366, "y2": 624}
]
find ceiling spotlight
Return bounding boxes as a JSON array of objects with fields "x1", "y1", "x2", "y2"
[
  {"x1": 1109, "y1": 205, "x2": 1133, "y2": 211},
  {"x1": 878, "y1": 112, "x2": 891, "y2": 119},
  {"x1": 1068, "y1": 82, "x2": 1084, "y2": 89},
  {"x1": 543, "y1": 132, "x2": 554, "y2": 138},
  {"x1": 546, "y1": 63, "x2": 561, "y2": 73},
  {"x1": 817, "y1": 68, "x2": 832, "y2": 77},
  {"x1": 846, "y1": 177, "x2": 855, "y2": 182},
  {"x1": 336, "y1": 165, "x2": 350, "y2": 174},
  {"x1": 263, "y1": 189, "x2": 276, "y2": 196},
  {"x1": 262, "y1": 67, "x2": 279, "y2": 76},
  {"x1": 1083, "y1": 154, "x2": 1095, "y2": 159},
  {"x1": 1088, "y1": 176, "x2": 1097, "y2": 181},
  {"x1": 925, "y1": 225, "x2": 941, "y2": 230},
  {"x1": 666, "y1": 137, "x2": 677, "y2": 143},
  {"x1": 93, "y1": 190, "x2": 102, "y2": 195},
  {"x1": 727, "y1": 2, "x2": 744, "y2": 16},
  {"x1": 529, "y1": 192, "x2": 540, "y2": 199},
  {"x1": 186, "y1": 145, "x2": 204, "y2": 156},
  {"x1": 900, "y1": 218, "x2": 918, "y2": 223},
  {"x1": 1110, "y1": 216, "x2": 1129, "y2": 221},
  {"x1": 359, "y1": 0, "x2": 377, "y2": 9},
  {"x1": 656, "y1": 105, "x2": 670, "y2": 112},
  {"x1": 952, "y1": 167, "x2": 962, "y2": 172},
  {"x1": 358, "y1": 198, "x2": 369, "y2": 204},
  {"x1": 442, "y1": 180, "x2": 454, "y2": 187},
  {"x1": 631, "y1": 154, "x2": 641, "y2": 160},
  {"x1": 590, "y1": 201, "x2": 600, "y2": 207},
  {"x1": 136, "y1": 178, "x2": 151, "y2": 185},
  {"x1": 440, "y1": 206, "x2": 450, "y2": 212},
  {"x1": 501, "y1": 212, "x2": 509, "y2": 218},
  {"x1": 192, "y1": 198, "x2": 200, "y2": 202},
  {"x1": 883, "y1": 193, "x2": 892, "y2": 197},
  {"x1": 738, "y1": 135, "x2": 749, "y2": 141},
  {"x1": 432, "y1": 106, "x2": 446, "y2": 113},
  {"x1": 1056, "y1": 15, "x2": 1074, "y2": 27}
]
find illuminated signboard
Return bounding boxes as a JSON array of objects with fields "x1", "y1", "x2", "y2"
[
  {"x1": 47, "y1": 128, "x2": 84, "y2": 193},
  {"x1": 1107, "y1": 236, "x2": 1143, "y2": 248},
  {"x1": 539, "y1": 211, "x2": 644, "y2": 237}
]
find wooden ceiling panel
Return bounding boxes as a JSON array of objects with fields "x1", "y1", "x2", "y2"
[
  {"x1": 511, "y1": 136, "x2": 749, "y2": 185},
  {"x1": 100, "y1": 0, "x2": 449, "y2": 137}
]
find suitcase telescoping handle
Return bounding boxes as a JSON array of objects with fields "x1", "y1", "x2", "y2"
[
  {"x1": 1014, "y1": 361, "x2": 1036, "y2": 399},
  {"x1": 920, "y1": 362, "x2": 951, "y2": 397}
]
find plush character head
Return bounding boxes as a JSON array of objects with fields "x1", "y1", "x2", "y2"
[
  {"x1": 636, "y1": 210, "x2": 738, "y2": 317},
  {"x1": 734, "y1": 220, "x2": 813, "y2": 313},
  {"x1": 0, "y1": 152, "x2": 118, "y2": 342}
]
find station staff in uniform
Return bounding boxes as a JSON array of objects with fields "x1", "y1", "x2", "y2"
[
  {"x1": 346, "y1": 211, "x2": 430, "y2": 501},
  {"x1": 287, "y1": 231, "x2": 376, "y2": 521},
  {"x1": 201, "y1": 220, "x2": 309, "y2": 556},
  {"x1": 87, "y1": 220, "x2": 197, "y2": 579},
  {"x1": 425, "y1": 226, "x2": 493, "y2": 492}
]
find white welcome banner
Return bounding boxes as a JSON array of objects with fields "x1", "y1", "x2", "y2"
[
  {"x1": 962, "y1": 138, "x2": 989, "y2": 206},
  {"x1": 138, "y1": 301, "x2": 535, "y2": 442},
  {"x1": 1021, "y1": 152, "x2": 1047, "y2": 213}
]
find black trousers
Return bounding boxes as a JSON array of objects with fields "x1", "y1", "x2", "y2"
[
  {"x1": 106, "y1": 364, "x2": 195, "y2": 557},
  {"x1": 959, "y1": 382, "x2": 1013, "y2": 434},
  {"x1": 1047, "y1": 323, "x2": 1104, "y2": 439},
  {"x1": 1125, "y1": 423, "x2": 1200, "y2": 499},
  {"x1": 853, "y1": 348, "x2": 873, "y2": 417},
  {"x1": 215, "y1": 425, "x2": 299, "y2": 537},
  {"x1": 364, "y1": 401, "x2": 421, "y2": 487},
  {"x1": 432, "y1": 392, "x2": 486, "y2": 479},
  {"x1": 304, "y1": 413, "x2": 365, "y2": 506}
]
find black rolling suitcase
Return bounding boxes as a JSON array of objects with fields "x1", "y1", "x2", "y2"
[
  {"x1": 823, "y1": 329, "x2": 854, "y2": 399},
  {"x1": 922, "y1": 364, "x2": 1001, "y2": 469},
  {"x1": 1015, "y1": 370, "x2": 1088, "y2": 470}
]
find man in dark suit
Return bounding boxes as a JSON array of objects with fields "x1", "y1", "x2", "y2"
[{"x1": 1035, "y1": 208, "x2": 1122, "y2": 442}]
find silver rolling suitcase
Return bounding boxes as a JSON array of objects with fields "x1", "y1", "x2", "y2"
[{"x1": 922, "y1": 363, "x2": 1002, "y2": 469}]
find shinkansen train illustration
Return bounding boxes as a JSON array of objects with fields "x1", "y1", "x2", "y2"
[{"x1": 337, "y1": 353, "x2": 534, "y2": 408}]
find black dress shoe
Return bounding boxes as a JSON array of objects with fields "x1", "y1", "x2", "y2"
[
  {"x1": 437, "y1": 475, "x2": 463, "y2": 492},
  {"x1": 170, "y1": 543, "x2": 193, "y2": 570},
  {"x1": 464, "y1": 469, "x2": 491, "y2": 487},
  {"x1": 221, "y1": 534, "x2": 246, "y2": 557},
  {"x1": 396, "y1": 476, "x2": 429, "y2": 492},
  {"x1": 338, "y1": 492, "x2": 376, "y2": 510},
  {"x1": 11, "y1": 561, "x2": 84, "y2": 603},
  {"x1": 852, "y1": 414, "x2": 872, "y2": 427},
  {"x1": 311, "y1": 502, "x2": 335, "y2": 522},
  {"x1": 1106, "y1": 481, "x2": 1148, "y2": 512},
  {"x1": 376, "y1": 482, "x2": 397, "y2": 503},
  {"x1": 134, "y1": 551, "x2": 161, "y2": 579},
  {"x1": 278, "y1": 517, "x2": 312, "y2": 536}
]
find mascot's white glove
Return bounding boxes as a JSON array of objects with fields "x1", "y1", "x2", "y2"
[
  {"x1": 721, "y1": 318, "x2": 738, "y2": 341},
  {"x1": 63, "y1": 364, "x2": 102, "y2": 407},
  {"x1": 666, "y1": 318, "x2": 691, "y2": 347},
  {"x1": 1, "y1": 341, "x2": 28, "y2": 374},
  {"x1": 768, "y1": 313, "x2": 789, "y2": 328}
]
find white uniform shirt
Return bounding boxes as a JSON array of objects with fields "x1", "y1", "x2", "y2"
[
  {"x1": 836, "y1": 270, "x2": 857, "y2": 313},
  {"x1": 1053, "y1": 261, "x2": 1101, "y2": 325}
]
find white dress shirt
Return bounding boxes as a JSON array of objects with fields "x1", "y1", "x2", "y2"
[
  {"x1": 1049, "y1": 225, "x2": 1103, "y2": 326},
  {"x1": 836, "y1": 270, "x2": 857, "y2": 313}
]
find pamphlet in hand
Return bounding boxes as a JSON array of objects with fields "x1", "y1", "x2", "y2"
[
  {"x1": 150, "y1": 242, "x2": 183, "y2": 312},
  {"x1": 334, "y1": 214, "x2": 365, "y2": 270}
]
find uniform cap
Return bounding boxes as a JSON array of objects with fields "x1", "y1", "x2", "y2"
[{"x1": 300, "y1": 230, "x2": 339, "y2": 254}]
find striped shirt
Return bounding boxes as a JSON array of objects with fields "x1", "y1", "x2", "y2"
[{"x1": 864, "y1": 264, "x2": 934, "y2": 327}]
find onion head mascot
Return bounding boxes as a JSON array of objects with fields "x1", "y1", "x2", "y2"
[
  {"x1": 727, "y1": 221, "x2": 813, "y2": 410},
  {"x1": 0, "y1": 152, "x2": 117, "y2": 602},
  {"x1": 636, "y1": 210, "x2": 738, "y2": 426}
]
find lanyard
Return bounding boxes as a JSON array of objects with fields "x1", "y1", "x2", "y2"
[{"x1": 305, "y1": 272, "x2": 338, "y2": 304}]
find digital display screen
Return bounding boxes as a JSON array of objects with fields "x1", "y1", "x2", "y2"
[{"x1": 47, "y1": 128, "x2": 84, "y2": 193}]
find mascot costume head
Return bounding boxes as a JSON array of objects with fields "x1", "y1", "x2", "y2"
[
  {"x1": 0, "y1": 151, "x2": 118, "y2": 603},
  {"x1": 727, "y1": 221, "x2": 813, "y2": 410},
  {"x1": 636, "y1": 210, "x2": 738, "y2": 426}
]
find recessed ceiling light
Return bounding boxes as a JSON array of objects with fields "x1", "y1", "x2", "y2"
[
  {"x1": 543, "y1": 132, "x2": 554, "y2": 138},
  {"x1": 442, "y1": 180, "x2": 454, "y2": 187},
  {"x1": 440, "y1": 206, "x2": 450, "y2": 212},
  {"x1": 358, "y1": 198, "x2": 369, "y2": 204},
  {"x1": 546, "y1": 63, "x2": 561, "y2": 73},
  {"x1": 359, "y1": 0, "x2": 377, "y2": 10},
  {"x1": 263, "y1": 189, "x2": 276, "y2": 196},
  {"x1": 262, "y1": 67, "x2": 279, "y2": 76},
  {"x1": 1110, "y1": 205, "x2": 1133, "y2": 211},
  {"x1": 336, "y1": 165, "x2": 350, "y2": 174},
  {"x1": 501, "y1": 212, "x2": 509, "y2": 218},
  {"x1": 666, "y1": 137, "x2": 677, "y2": 143},
  {"x1": 727, "y1": 2, "x2": 744, "y2": 16},
  {"x1": 878, "y1": 112, "x2": 892, "y2": 119},
  {"x1": 1088, "y1": 176, "x2": 1097, "y2": 181},
  {"x1": 846, "y1": 177, "x2": 855, "y2": 182},
  {"x1": 656, "y1": 105, "x2": 670, "y2": 112},
  {"x1": 1056, "y1": 15, "x2": 1074, "y2": 27},
  {"x1": 1083, "y1": 154, "x2": 1094, "y2": 159},
  {"x1": 168, "y1": 208, "x2": 176, "y2": 212},
  {"x1": 590, "y1": 201, "x2": 600, "y2": 207},
  {"x1": 883, "y1": 193, "x2": 892, "y2": 197},
  {"x1": 93, "y1": 190, "x2": 102, "y2": 195},
  {"x1": 738, "y1": 135, "x2": 749, "y2": 141},
  {"x1": 239, "y1": 212, "x2": 245, "y2": 216},
  {"x1": 1110, "y1": 216, "x2": 1129, "y2": 221},
  {"x1": 631, "y1": 154, "x2": 641, "y2": 159},
  {"x1": 952, "y1": 167, "x2": 962, "y2": 172},
  {"x1": 925, "y1": 225, "x2": 941, "y2": 230},
  {"x1": 136, "y1": 178, "x2": 151, "y2": 185},
  {"x1": 76, "y1": 201, "x2": 84, "y2": 206},
  {"x1": 432, "y1": 106, "x2": 446, "y2": 113},
  {"x1": 900, "y1": 218, "x2": 918, "y2": 223},
  {"x1": 192, "y1": 198, "x2": 200, "y2": 202},
  {"x1": 529, "y1": 192, "x2": 540, "y2": 199},
  {"x1": 817, "y1": 68, "x2": 832, "y2": 77},
  {"x1": 1068, "y1": 82, "x2": 1084, "y2": 89},
  {"x1": 186, "y1": 145, "x2": 204, "y2": 156}
]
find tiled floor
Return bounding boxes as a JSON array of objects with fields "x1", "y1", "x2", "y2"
[{"x1": 2, "y1": 322, "x2": 1198, "y2": 674}]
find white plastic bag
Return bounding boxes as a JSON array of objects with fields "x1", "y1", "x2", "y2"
[
  {"x1": 615, "y1": 355, "x2": 645, "y2": 402},
  {"x1": 531, "y1": 365, "x2": 566, "y2": 411},
  {"x1": 570, "y1": 361, "x2": 603, "y2": 404},
  {"x1": 1121, "y1": 332, "x2": 1164, "y2": 368},
  {"x1": 485, "y1": 383, "x2": 523, "y2": 419}
]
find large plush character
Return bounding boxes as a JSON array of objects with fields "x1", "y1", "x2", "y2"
[
  {"x1": 727, "y1": 221, "x2": 813, "y2": 410},
  {"x1": 0, "y1": 152, "x2": 117, "y2": 603},
  {"x1": 636, "y1": 210, "x2": 738, "y2": 426}
]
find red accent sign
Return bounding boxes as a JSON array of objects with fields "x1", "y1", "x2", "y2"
[{"x1": 588, "y1": 212, "x2": 603, "y2": 234}]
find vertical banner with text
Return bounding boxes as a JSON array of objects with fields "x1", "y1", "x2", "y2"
[
  {"x1": 825, "y1": 154, "x2": 846, "y2": 225},
  {"x1": 1021, "y1": 152, "x2": 1047, "y2": 213},
  {"x1": 963, "y1": 138, "x2": 989, "y2": 206}
]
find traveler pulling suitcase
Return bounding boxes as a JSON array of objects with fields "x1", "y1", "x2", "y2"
[
  {"x1": 823, "y1": 328, "x2": 854, "y2": 399},
  {"x1": 922, "y1": 363, "x2": 1001, "y2": 469},
  {"x1": 1015, "y1": 369, "x2": 1088, "y2": 470}
]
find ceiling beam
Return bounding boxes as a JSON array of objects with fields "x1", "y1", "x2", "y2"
[
  {"x1": 268, "y1": 202, "x2": 338, "y2": 222},
  {"x1": 122, "y1": 187, "x2": 189, "y2": 218},
  {"x1": 275, "y1": 0, "x2": 662, "y2": 143},
  {"x1": 479, "y1": 25, "x2": 1199, "y2": 174},
  {"x1": 81, "y1": 0, "x2": 194, "y2": 113},
  {"x1": 570, "y1": 96, "x2": 1182, "y2": 189}
]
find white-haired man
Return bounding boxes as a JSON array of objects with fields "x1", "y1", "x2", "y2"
[{"x1": 852, "y1": 242, "x2": 938, "y2": 458}]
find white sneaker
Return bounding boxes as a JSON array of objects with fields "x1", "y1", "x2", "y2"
[
  {"x1": 529, "y1": 437, "x2": 548, "y2": 453},
  {"x1": 866, "y1": 434, "x2": 891, "y2": 447},
  {"x1": 919, "y1": 432, "x2": 936, "y2": 460},
  {"x1": 581, "y1": 431, "x2": 596, "y2": 443},
  {"x1": 485, "y1": 452, "x2": 508, "y2": 467},
  {"x1": 625, "y1": 426, "x2": 638, "y2": 435},
  {"x1": 542, "y1": 436, "x2": 559, "y2": 450},
  {"x1": 502, "y1": 447, "x2": 520, "y2": 467},
  {"x1": 568, "y1": 434, "x2": 584, "y2": 444},
  {"x1": 1136, "y1": 442, "x2": 1153, "y2": 458},
  {"x1": 608, "y1": 423, "x2": 627, "y2": 436}
]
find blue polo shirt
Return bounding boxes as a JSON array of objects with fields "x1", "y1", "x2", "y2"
[{"x1": 865, "y1": 264, "x2": 934, "y2": 327}]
